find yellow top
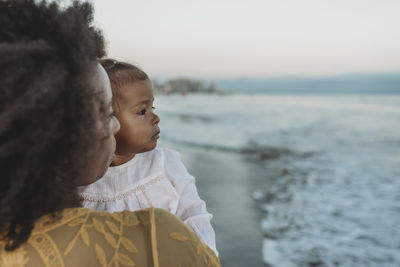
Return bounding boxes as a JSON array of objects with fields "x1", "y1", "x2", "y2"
[{"x1": 0, "y1": 208, "x2": 221, "y2": 267}]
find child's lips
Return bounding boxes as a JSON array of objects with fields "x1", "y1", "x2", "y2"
[{"x1": 152, "y1": 131, "x2": 160, "y2": 139}]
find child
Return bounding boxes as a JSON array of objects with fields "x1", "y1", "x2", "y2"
[{"x1": 80, "y1": 59, "x2": 218, "y2": 256}]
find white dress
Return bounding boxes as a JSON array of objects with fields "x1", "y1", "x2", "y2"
[{"x1": 80, "y1": 147, "x2": 218, "y2": 255}]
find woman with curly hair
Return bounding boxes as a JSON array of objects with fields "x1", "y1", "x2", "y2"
[{"x1": 0, "y1": 1, "x2": 221, "y2": 266}]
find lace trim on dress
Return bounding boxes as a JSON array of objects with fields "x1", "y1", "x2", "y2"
[{"x1": 81, "y1": 176, "x2": 164, "y2": 203}]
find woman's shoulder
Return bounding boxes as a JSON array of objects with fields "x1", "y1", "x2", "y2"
[
  {"x1": 1, "y1": 208, "x2": 151, "y2": 267},
  {"x1": 58, "y1": 208, "x2": 221, "y2": 266},
  {"x1": 1, "y1": 208, "x2": 220, "y2": 266},
  {"x1": 69, "y1": 208, "x2": 221, "y2": 266}
]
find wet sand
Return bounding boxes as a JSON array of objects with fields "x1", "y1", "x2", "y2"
[{"x1": 161, "y1": 141, "x2": 269, "y2": 267}]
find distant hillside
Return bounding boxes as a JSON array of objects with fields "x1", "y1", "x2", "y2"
[{"x1": 153, "y1": 78, "x2": 217, "y2": 95}]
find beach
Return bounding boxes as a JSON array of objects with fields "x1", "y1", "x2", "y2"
[
  {"x1": 160, "y1": 141, "x2": 266, "y2": 267},
  {"x1": 156, "y1": 93, "x2": 400, "y2": 267}
]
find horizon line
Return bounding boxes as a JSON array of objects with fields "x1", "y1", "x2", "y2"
[{"x1": 151, "y1": 72, "x2": 400, "y2": 81}]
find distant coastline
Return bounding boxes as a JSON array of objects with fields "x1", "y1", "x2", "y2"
[
  {"x1": 153, "y1": 78, "x2": 219, "y2": 95},
  {"x1": 153, "y1": 73, "x2": 400, "y2": 95}
]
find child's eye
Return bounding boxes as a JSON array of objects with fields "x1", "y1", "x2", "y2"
[
  {"x1": 138, "y1": 108, "x2": 146, "y2": 115},
  {"x1": 152, "y1": 106, "x2": 156, "y2": 110}
]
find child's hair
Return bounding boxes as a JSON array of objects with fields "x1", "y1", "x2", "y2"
[{"x1": 100, "y1": 59, "x2": 149, "y2": 95}]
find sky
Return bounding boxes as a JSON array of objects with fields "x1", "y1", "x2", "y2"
[{"x1": 93, "y1": 0, "x2": 400, "y2": 78}]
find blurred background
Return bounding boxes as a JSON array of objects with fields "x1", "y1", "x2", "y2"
[{"x1": 93, "y1": 1, "x2": 400, "y2": 266}]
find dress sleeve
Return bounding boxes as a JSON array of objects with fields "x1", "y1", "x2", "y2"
[{"x1": 163, "y1": 148, "x2": 218, "y2": 256}]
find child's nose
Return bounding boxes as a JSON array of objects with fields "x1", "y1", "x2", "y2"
[{"x1": 152, "y1": 113, "x2": 160, "y2": 125}]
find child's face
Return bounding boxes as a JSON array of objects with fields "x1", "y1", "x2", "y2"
[{"x1": 113, "y1": 79, "x2": 160, "y2": 155}]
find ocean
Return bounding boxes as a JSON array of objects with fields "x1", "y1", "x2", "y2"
[{"x1": 154, "y1": 92, "x2": 400, "y2": 267}]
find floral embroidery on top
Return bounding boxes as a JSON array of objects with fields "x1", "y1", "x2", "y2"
[
  {"x1": 0, "y1": 208, "x2": 221, "y2": 267},
  {"x1": 169, "y1": 224, "x2": 220, "y2": 267},
  {"x1": 63, "y1": 210, "x2": 140, "y2": 267}
]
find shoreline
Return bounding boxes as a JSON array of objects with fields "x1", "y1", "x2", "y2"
[{"x1": 160, "y1": 140, "x2": 267, "y2": 267}]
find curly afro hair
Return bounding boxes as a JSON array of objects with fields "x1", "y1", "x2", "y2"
[{"x1": 0, "y1": 0, "x2": 106, "y2": 250}]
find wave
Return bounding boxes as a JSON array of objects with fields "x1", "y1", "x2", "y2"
[
  {"x1": 162, "y1": 112, "x2": 215, "y2": 123},
  {"x1": 161, "y1": 137, "x2": 314, "y2": 160}
]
